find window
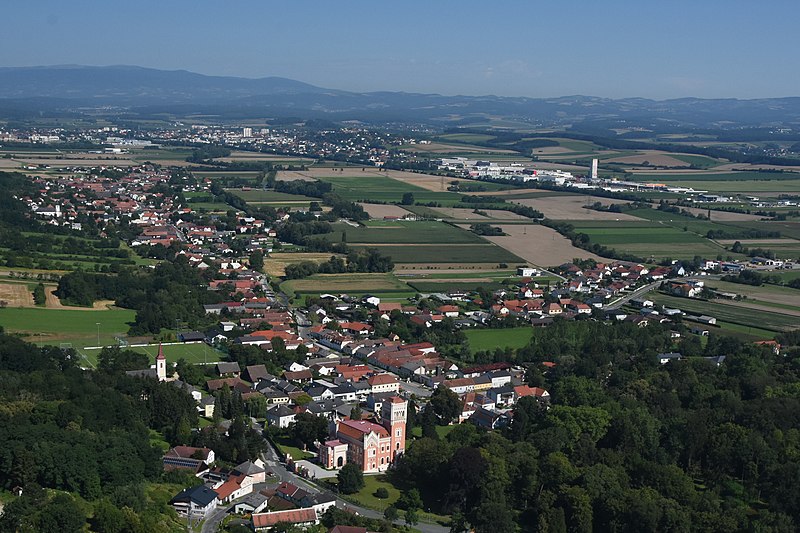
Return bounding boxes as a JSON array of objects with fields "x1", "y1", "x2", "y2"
[{"x1": 396, "y1": 429, "x2": 402, "y2": 437}]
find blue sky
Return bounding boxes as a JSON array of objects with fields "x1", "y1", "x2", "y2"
[{"x1": 1, "y1": 1, "x2": 798, "y2": 99}]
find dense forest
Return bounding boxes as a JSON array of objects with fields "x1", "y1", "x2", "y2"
[{"x1": 391, "y1": 322, "x2": 800, "y2": 532}]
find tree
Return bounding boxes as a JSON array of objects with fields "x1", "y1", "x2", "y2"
[
  {"x1": 249, "y1": 250, "x2": 265, "y2": 271},
  {"x1": 337, "y1": 463, "x2": 365, "y2": 494},
  {"x1": 429, "y1": 386, "x2": 462, "y2": 424},
  {"x1": 401, "y1": 192, "x2": 415, "y2": 205},
  {"x1": 350, "y1": 405, "x2": 363, "y2": 421},
  {"x1": 384, "y1": 505, "x2": 399, "y2": 521},
  {"x1": 289, "y1": 412, "x2": 328, "y2": 449},
  {"x1": 404, "y1": 508, "x2": 419, "y2": 526}
]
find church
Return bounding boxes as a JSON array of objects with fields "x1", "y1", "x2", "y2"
[{"x1": 319, "y1": 396, "x2": 407, "y2": 473}]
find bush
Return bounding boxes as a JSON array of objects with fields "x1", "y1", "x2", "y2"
[{"x1": 375, "y1": 487, "x2": 389, "y2": 499}]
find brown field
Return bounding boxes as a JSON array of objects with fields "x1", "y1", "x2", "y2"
[
  {"x1": 480, "y1": 224, "x2": 607, "y2": 267},
  {"x1": 429, "y1": 207, "x2": 531, "y2": 221},
  {"x1": 0, "y1": 159, "x2": 22, "y2": 169},
  {"x1": 603, "y1": 151, "x2": 690, "y2": 167},
  {"x1": 358, "y1": 203, "x2": 412, "y2": 218},
  {"x1": 0, "y1": 283, "x2": 34, "y2": 307},
  {"x1": 263, "y1": 252, "x2": 343, "y2": 277},
  {"x1": 275, "y1": 170, "x2": 332, "y2": 182},
  {"x1": 513, "y1": 195, "x2": 645, "y2": 221}
]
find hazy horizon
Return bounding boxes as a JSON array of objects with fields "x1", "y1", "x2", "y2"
[{"x1": 1, "y1": 1, "x2": 799, "y2": 100}]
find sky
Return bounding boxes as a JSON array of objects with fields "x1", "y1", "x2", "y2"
[{"x1": 1, "y1": 1, "x2": 798, "y2": 100}]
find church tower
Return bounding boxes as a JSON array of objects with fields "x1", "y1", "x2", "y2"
[
  {"x1": 156, "y1": 343, "x2": 167, "y2": 381},
  {"x1": 381, "y1": 396, "x2": 407, "y2": 462}
]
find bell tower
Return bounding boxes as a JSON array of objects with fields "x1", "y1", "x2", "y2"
[
  {"x1": 156, "y1": 343, "x2": 167, "y2": 381},
  {"x1": 381, "y1": 396, "x2": 407, "y2": 462}
]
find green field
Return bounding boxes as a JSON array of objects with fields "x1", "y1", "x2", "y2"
[
  {"x1": 571, "y1": 223, "x2": 730, "y2": 260},
  {"x1": 465, "y1": 327, "x2": 535, "y2": 353},
  {"x1": 318, "y1": 175, "x2": 462, "y2": 204},
  {"x1": 668, "y1": 154, "x2": 724, "y2": 169},
  {"x1": 324, "y1": 220, "x2": 486, "y2": 245},
  {"x1": 281, "y1": 272, "x2": 415, "y2": 298},
  {"x1": 357, "y1": 244, "x2": 524, "y2": 264},
  {"x1": 408, "y1": 280, "x2": 505, "y2": 293},
  {"x1": 120, "y1": 342, "x2": 224, "y2": 365},
  {"x1": 228, "y1": 189, "x2": 317, "y2": 203},
  {"x1": 0, "y1": 306, "x2": 136, "y2": 348},
  {"x1": 650, "y1": 293, "x2": 798, "y2": 332},
  {"x1": 438, "y1": 133, "x2": 497, "y2": 144}
]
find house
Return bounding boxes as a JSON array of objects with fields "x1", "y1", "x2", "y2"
[
  {"x1": 252, "y1": 508, "x2": 318, "y2": 531},
  {"x1": 657, "y1": 352, "x2": 683, "y2": 365},
  {"x1": 162, "y1": 446, "x2": 215, "y2": 472},
  {"x1": 367, "y1": 373, "x2": 399, "y2": 394},
  {"x1": 217, "y1": 361, "x2": 242, "y2": 377},
  {"x1": 233, "y1": 491, "x2": 269, "y2": 514},
  {"x1": 246, "y1": 364, "x2": 272, "y2": 383},
  {"x1": 267, "y1": 404, "x2": 297, "y2": 428},
  {"x1": 171, "y1": 485, "x2": 219, "y2": 519}
]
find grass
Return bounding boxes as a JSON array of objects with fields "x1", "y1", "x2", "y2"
[
  {"x1": 122, "y1": 342, "x2": 225, "y2": 365},
  {"x1": 464, "y1": 327, "x2": 535, "y2": 353},
  {"x1": 407, "y1": 280, "x2": 504, "y2": 293},
  {"x1": 437, "y1": 133, "x2": 496, "y2": 144},
  {"x1": 572, "y1": 224, "x2": 731, "y2": 260},
  {"x1": 273, "y1": 434, "x2": 314, "y2": 461},
  {"x1": 668, "y1": 154, "x2": 723, "y2": 169},
  {"x1": 410, "y1": 424, "x2": 457, "y2": 440},
  {"x1": 0, "y1": 306, "x2": 136, "y2": 348}
]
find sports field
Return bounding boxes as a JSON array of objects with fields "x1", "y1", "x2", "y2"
[{"x1": 121, "y1": 342, "x2": 224, "y2": 365}]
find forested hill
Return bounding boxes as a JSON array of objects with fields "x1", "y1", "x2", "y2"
[{"x1": 395, "y1": 322, "x2": 800, "y2": 532}]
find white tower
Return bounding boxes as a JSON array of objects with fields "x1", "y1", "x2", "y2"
[
  {"x1": 156, "y1": 343, "x2": 167, "y2": 381},
  {"x1": 591, "y1": 158, "x2": 598, "y2": 180}
]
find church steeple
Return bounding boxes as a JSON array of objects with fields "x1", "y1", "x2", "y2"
[{"x1": 156, "y1": 343, "x2": 167, "y2": 381}]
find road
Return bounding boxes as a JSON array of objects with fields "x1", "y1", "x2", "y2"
[{"x1": 606, "y1": 280, "x2": 662, "y2": 310}]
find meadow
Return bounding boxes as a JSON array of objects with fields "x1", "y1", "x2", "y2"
[
  {"x1": 354, "y1": 243, "x2": 524, "y2": 264},
  {"x1": 323, "y1": 220, "x2": 487, "y2": 245},
  {"x1": 0, "y1": 307, "x2": 136, "y2": 348},
  {"x1": 465, "y1": 327, "x2": 535, "y2": 353},
  {"x1": 651, "y1": 293, "x2": 798, "y2": 333},
  {"x1": 228, "y1": 189, "x2": 317, "y2": 203},
  {"x1": 281, "y1": 272, "x2": 415, "y2": 300},
  {"x1": 318, "y1": 175, "x2": 461, "y2": 204}
]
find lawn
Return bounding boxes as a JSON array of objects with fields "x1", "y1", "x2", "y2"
[
  {"x1": 465, "y1": 327, "x2": 534, "y2": 353},
  {"x1": 228, "y1": 189, "x2": 317, "y2": 203},
  {"x1": 407, "y1": 280, "x2": 505, "y2": 293},
  {"x1": 410, "y1": 424, "x2": 457, "y2": 440},
  {"x1": 272, "y1": 434, "x2": 314, "y2": 461},
  {"x1": 0, "y1": 306, "x2": 136, "y2": 348}
]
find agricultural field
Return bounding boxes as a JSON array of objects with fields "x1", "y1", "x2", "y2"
[
  {"x1": 227, "y1": 188, "x2": 317, "y2": 204},
  {"x1": 0, "y1": 306, "x2": 136, "y2": 348},
  {"x1": 650, "y1": 293, "x2": 799, "y2": 333},
  {"x1": 704, "y1": 280, "x2": 800, "y2": 311},
  {"x1": 512, "y1": 195, "x2": 645, "y2": 221},
  {"x1": 263, "y1": 252, "x2": 345, "y2": 277},
  {"x1": 571, "y1": 223, "x2": 731, "y2": 260},
  {"x1": 354, "y1": 244, "x2": 524, "y2": 265},
  {"x1": 437, "y1": 133, "x2": 497, "y2": 144},
  {"x1": 465, "y1": 327, "x2": 535, "y2": 353},
  {"x1": 281, "y1": 272, "x2": 415, "y2": 300},
  {"x1": 482, "y1": 224, "x2": 606, "y2": 266},
  {"x1": 317, "y1": 174, "x2": 461, "y2": 204},
  {"x1": 323, "y1": 220, "x2": 487, "y2": 245},
  {"x1": 357, "y1": 203, "x2": 412, "y2": 219}
]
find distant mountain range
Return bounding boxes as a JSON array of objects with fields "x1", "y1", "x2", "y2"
[{"x1": 2, "y1": 65, "x2": 800, "y2": 128}]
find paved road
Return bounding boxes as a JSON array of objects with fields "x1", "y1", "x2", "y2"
[{"x1": 606, "y1": 281, "x2": 662, "y2": 310}]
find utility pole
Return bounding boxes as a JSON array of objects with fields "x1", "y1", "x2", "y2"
[{"x1": 96, "y1": 322, "x2": 100, "y2": 347}]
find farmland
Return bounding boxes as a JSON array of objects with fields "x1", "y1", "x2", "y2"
[
  {"x1": 482, "y1": 223, "x2": 606, "y2": 266},
  {"x1": 281, "y1": 272, "x2": 415, "y2": 300},
  {"x1": 323, "y1": 220, "x2": 487, "y2": 245},
  {"x1": 227, "y1": 188, "x2": 317, "y2": 204},
  {"x1": 650, "y1": 293, "x2": 799, "y2": 333},
  {"x1": 355, "y1": 243, "x2": 523, "y2": 265},
  {"x1": 317, "y1": 174, "x2": 461, "y2": 204}
]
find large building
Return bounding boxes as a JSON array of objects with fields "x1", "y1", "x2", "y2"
[{"x1": 319, "y1": 396, "x2": 407, "y2": 473}]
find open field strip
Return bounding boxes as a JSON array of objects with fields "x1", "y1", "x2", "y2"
[
  {"x1": 481, "y1": 223, "x2": 606, "y2": 266},
  {"x1": 512, "y1": 195, "x2": 645, "y2": 221},
  {"x1": 0, "y1": 306, "x2": 137, "y2": 348},
  {"x1": 263, "y1": 252, "x2": 345, "y2": 277},
  {"x1": 650, "y1": 293, "x2": 799, "y2": 332}
]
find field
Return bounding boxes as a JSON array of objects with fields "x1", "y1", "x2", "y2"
[
  {"x1": 281, "y1": 273, "x2": 415, "y2": 300},
  {"x1": 357, "y1": 203, "x2": 412, "y2": 218},
  {"x1": 571, "y1": 223, "x2": 730, "y2": 260},
  {"x1": 0, "y1": 282, "x2": 35, "y2": 307},
  {"x1": 465, "y1": 327, "x2": 535, "y2": 353},
  {"x1": 120, "y1": 342, "x2": 224, "y2": 366},
  {"x1": 317, "y1": 175, "x2": 461, "y2": 204},
  {"x1": 512, "y1": 195, "x2": 645, "y2": 221},
  {"x1": 704, "y1": 280, "x2": 800, "y2": 310},
  {"x1": 0, "y1": 306, "x2": 136, "y2": 348},
  {"x1": 353, "y1": 244, "x2": 523, "y2": 264},
  {"x1": 263, "y1": 252, "x2": 346, "y2": 277},
  {"x1": 481, "y1": 223, "x2": 606, "y2": 267},
  {"x1": 227, "y1": 189, "x2": 317, "y2": 204},
  {"x1": 323, "y1": 220, "x2": 487, "y2": 245},
  {"x1": 650, "y1": 293, "x2": 799, "y2": 333}
]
